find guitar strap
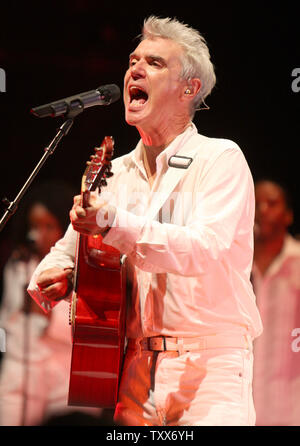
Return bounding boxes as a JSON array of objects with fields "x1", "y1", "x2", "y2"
[{"x1": 144, "y1": 135, "x2": 201, "y2": 223}]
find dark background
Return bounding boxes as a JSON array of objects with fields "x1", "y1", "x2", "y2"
[{"x1": 0, "y1": 0, "x2": 299, "y2": 264}]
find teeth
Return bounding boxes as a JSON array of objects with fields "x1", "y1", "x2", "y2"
[
  {"x1": 130, "y1": 86, "x2": 144, "y2": 94},
  {"x1": 129, "y1": 86, "x2": 148, "y2": 103}
]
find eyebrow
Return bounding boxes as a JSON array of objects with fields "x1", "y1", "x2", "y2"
[{"x1": 129, "y1": 53, "x2": 167, "y2": 65}]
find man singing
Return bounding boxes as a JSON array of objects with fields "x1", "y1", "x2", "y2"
[{"x1": 28, "y1": 16, "x2": 262, "y2": 426}]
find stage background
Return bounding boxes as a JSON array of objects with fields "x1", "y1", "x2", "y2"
[{"x1": 0, "y1": 1, "x2": 299, "y2": 264}]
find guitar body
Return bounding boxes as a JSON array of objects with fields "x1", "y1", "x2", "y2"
[{"x1": 68, "y1": 136, "x2": 126, "y2": 408}]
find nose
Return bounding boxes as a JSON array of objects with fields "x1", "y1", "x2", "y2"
[
  {"x1": 130, "y1": 60, "x2": 146, "y2": 80},
  {"x1": 256, "y1": 201, "x2": 268, "y2": 216}
]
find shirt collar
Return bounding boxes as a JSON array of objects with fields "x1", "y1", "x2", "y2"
[
  {"x1": 131, "y1": 122, "x2": 197, "y2": 176},
  {"x1": 252, "y1": 234, "x2": 300, "y2": 279}
]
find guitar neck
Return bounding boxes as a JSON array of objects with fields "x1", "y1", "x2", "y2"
[{"x1": 82, "y1": 190, "x2": 90, "y2": 209}]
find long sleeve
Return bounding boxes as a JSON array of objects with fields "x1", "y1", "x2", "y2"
[
  {"x1": 27, "y1": 224, "x2": 77, "y2": 312},
  {"x1": 26, "y1": 128, "x2": 262, "y2": 339},
  {"x1": 103, "y1": 147, "x2": 255, "y2": 277}
]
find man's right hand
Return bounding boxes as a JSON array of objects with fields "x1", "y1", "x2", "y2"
[{"x1": 36, "y1": 267, "x2": 74, "y2": 301}]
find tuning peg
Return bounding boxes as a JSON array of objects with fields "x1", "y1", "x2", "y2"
[
  {"x1": 105, "y1": 171, "x2": 114, "y2": 178},
  {"x1": 100, "y1": 179, "x2": 107, "y2": 187}
]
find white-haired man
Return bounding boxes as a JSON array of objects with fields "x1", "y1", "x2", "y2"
[{"x1": 28, "y1": 16, "x2": 262, "y2": 426}]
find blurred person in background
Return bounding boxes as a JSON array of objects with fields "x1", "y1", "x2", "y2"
[
  {"x1": 0, "y1": 180, "x2": 102, "y2": 425},
  {"x1": 252, "y1": 178, "x2": 300, "y2": 425}
]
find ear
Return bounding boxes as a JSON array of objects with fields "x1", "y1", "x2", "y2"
[
  {"x1": 284, "y1": 209, "x2": 294, "y2": 228},
  {"x1": 183, "y1": 78, "x2": 202, "y2": 99}
]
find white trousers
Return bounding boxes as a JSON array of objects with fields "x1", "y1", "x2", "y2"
[{"x1": 114, "y1": 343, "x2": 256, "y2": 426}]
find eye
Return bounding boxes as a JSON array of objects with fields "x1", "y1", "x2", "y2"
[
  {"x1": 129, "y1": 57, "x2": 138, "y2": 67},
  {"x1": 148, "y1": 58, "x2": 163, "y2": 68}
]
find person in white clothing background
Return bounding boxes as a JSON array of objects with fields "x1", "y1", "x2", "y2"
[
  {"x1": 252, "y1": 178, "x2": 300, "y2": 426},
  {"x1": 0, "y1": 181, "x2": 102, "y2": 425},
  {"x1": 27, "y1": 16, "x2": 263, "y2": 426}
]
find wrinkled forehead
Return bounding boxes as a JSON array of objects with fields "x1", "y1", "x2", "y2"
[
  {"x1": 255, "y1": 181, "x2": 287, "y2": 203},
  {"x1": 130, "y1": 37, "x2": 184, "y2": 64}
]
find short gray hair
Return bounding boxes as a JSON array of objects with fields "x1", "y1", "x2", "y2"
[{"x1": 141, "y1": 16, "x2": 216, "y2": 114}]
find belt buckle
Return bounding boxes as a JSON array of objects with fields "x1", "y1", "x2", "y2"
[
  {"x1": 149, "y1": 336, "x2": 168, "y2": 351},
  {"x1": 149, "y1": 337, "x2": 160, "y2": 351},
  {"x1": 162, "y1": 336, "x2": 167, "y2": 350}
]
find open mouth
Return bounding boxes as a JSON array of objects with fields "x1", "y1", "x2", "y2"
[{"x1": 129, "y1": 86, "x2": 148, "y2": 107}]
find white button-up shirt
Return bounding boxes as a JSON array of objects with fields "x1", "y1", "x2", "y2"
[
  {"x1": 252, "y1": 235, "x2": 300, "y2": 425},
  {"x1": 28, "y1": 124, "x2": 262, "y2": 340}
]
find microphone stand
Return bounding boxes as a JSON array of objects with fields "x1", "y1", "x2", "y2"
[
  {"x1": 0, "y1": 117, "x2": 74, "y2": 232},
  {"x1": 20, "y1": 283, "x2": 31, "y2": 427}
]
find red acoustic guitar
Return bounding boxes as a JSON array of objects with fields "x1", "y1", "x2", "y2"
[{"x1": 68, "y1": 136, "x2": 126, "y2": 408}]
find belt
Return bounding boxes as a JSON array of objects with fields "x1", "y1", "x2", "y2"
[{"x1": 127, "y1": 334, "x2": 251, "y2": 353}]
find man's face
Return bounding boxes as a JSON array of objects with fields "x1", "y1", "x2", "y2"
[
  {"x1": 123, "y1": 37, "x2": 187, "y2": 133},
  {"x1": 254, "y1": 181, "x2": 293, "y2": 241}
]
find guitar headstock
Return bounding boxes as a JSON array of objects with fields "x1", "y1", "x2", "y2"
[{"x1": 83, "y1": 136, "x2": 114, "y2": 195}]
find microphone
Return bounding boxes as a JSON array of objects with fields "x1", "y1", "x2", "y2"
[{"x1": 31, "y1": 84, "x2": 121, "y2": 118}]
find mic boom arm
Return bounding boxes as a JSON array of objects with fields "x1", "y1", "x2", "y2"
[{"x1": 31, "y1": 84, "x2": 120, "y2": 119}]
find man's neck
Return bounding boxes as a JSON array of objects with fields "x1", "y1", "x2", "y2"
[
  {"x1": 138, "y1": 119, "x2": 192, "y2": 181},
  {"x1": 254, "y1": 233, "x2": 286, "y2": 275}
]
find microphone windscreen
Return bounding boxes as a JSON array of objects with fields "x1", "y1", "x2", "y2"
[{"x1": 98, "y1": 84, "x2": 121, "y2": 104}]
